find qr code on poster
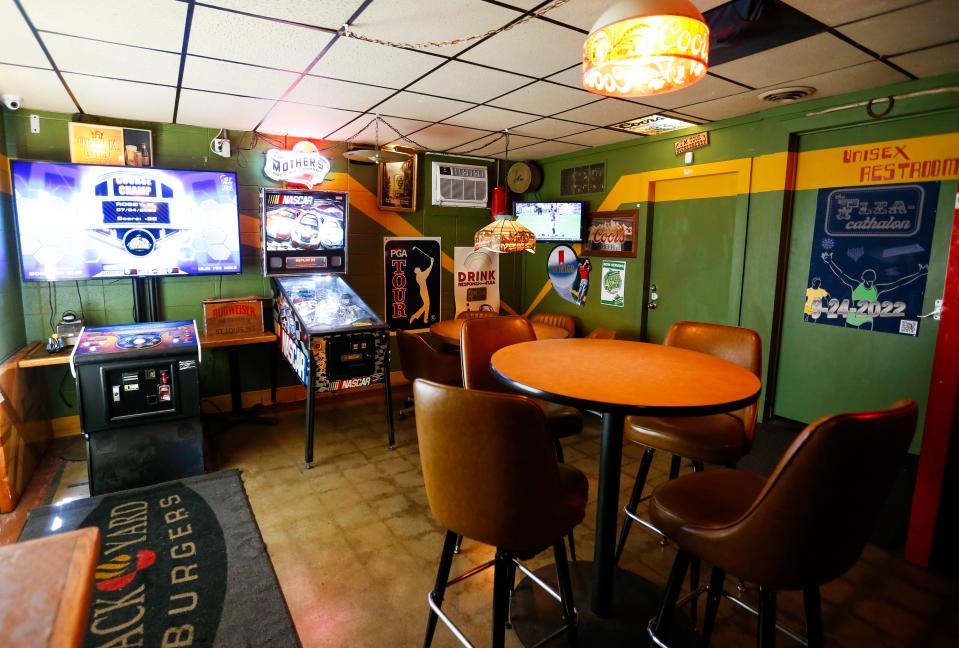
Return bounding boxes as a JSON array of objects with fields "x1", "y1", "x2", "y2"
[{"x1": 899, "y1": 320, "x2": 918, "y2": 336}]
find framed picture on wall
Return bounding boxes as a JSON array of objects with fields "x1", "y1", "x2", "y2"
[
  {"x1": 68, "y1": 122, "x2": 153, "y2": 166},
  {"x1": 377, "y1": 149, "x2": 418, "y2": 212},
  {"x1": 582, "y1": 210, "x2": 638, "y2": 258}
]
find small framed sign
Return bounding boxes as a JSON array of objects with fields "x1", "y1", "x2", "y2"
[
  {"x1": 582, "y1": 210, "x2": 638, "y2": 258},
  {"x1": 378, "y1": 150, "x2": 418, "y2": 212}
]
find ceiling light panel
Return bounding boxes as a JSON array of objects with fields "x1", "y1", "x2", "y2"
[
  {"x1": 64, "y1": 73, "x2": 175, "y2": 122},
  {"x1": 44, "y1": 34, "x2": 180, "y2": 85},
  {"x1": 458, "y1": 16, "x2": 584, "y2": 78},
  {"x1": 444, "y1": 105, "x2": 539, "y2": 131},
  {"x1": 21, "y1": 0, "x2": 188, "y2": 50},
  {"x1": 374, "y1": 91, "x2": 474, "y2": 123},
  {"x1": 176, "y1": 89, "x2": 275, "y2": 130},
  {"x1": 286, "y1": 75, "x2": 396, "y2": 111},
  {"x1": 837, "y1": 0, "x2": 959, "y2": 57},
  {"x1": 0, "y1": 64, "x2": 75, "y2": 112},
  {"x1": 490, "y1": 81, "x2": 597, "y2": 115},
  {"x1": 553, "y1": 98, "x2": 657, "y2": 127},
  {"x1": 259, "y1": 102, "x2": 361, "y2": 139},
  {"x1": 406, "y1": 60, "x2": 531, "y2": 103},
  {"x1": 310, "y1": 38, "x2": 443, "y2": 88},
  {"x1": 188, "y1": 5, "x2": 333, "y2": 70},
  {"x1": 182, "y1": 57, "x2": 300, "y2": 100},
  {"x1": 199, "y1": 0, "x2": 362, "y2": 30},
  {"x1": 0, "y1": 1, "x2": 50, "y2": 67}
]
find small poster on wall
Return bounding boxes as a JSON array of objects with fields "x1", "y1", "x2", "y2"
[
  {"x1": 68, "y1": 122, "x2": 153, "y2": 166},
  {"x1": 378, "y1": 152, "x2": 418, "y2": 212},
  {"x1": 804, "y1": 182, "x2": 938, "y2": 336},
  {"x1": 453, "y1": 246, "x2": 499, "y2": 315},
  {"x1": 384, "y1": 237, "x2": 441, "y2": 330},
  {"x1": 601, "y1": 260, "x2": 626, "y2": 307}
]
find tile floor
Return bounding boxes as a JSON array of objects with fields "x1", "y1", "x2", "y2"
[{"x1": 8, "y1": 390, "x2": 959, "y2": 647}]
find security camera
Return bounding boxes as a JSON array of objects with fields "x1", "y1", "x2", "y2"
[{"x1": 1, "y1": 94, "x2": 22, "y2": 111}]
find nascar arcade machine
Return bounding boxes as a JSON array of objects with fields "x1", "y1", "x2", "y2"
[
  {"x1": 71, "y1": 321, "x2": 204, "y2": 495},
  {"x1": 261, "y1": 188, "x2": 394, "y2": 467}
]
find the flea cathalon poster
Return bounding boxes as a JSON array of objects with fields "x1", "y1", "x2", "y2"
[
  {"x1": 804, "y1": 182, "x2": 938, "y2": 336},
  {"x1": 384, "y1": 238, "x2": 441, "y2": 330},
  {"x1": 453, "y1": 246, "x2": 499, "y2": 315}
]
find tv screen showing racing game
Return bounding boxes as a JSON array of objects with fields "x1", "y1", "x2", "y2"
[
  {"x1": 11, "y1": 160, "x2": 241, "y2": 281},
  {"x1": 514, "y1": 201, "x2": 585, "y2": 242},
  {"x1": 261, "y1": 188, "x2": 347, "y2": 276}
]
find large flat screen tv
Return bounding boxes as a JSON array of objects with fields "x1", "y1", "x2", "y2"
[
  {"x1": 514, "y1": 201, "x2": 586, "y2": 242},
  {"x1": 11, "y1": 160, "x2": 242, "y2": 281}
]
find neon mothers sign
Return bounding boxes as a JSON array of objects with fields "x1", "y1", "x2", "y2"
[{"x1": 264, "y1": 141, "x2": 331, "y2": 188}]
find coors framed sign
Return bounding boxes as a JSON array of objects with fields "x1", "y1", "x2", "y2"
[{"x1": 582, "y1": 210, "x2": 637, "y2": 258}]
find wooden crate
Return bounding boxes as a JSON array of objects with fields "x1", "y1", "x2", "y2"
[{"x1": 201, "y1": 297, "x2": 265, "y2": 338}]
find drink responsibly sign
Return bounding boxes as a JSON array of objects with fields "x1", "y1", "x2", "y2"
[
  {"x1": 453, "y1": 247, "x2": 500, "y2": 315},
  {"x1": 803, "y1": 182, "x2": 938, "y2": 336},
  {"x1": 384, "y1": 238, "x2": 441, "y2": 331}
]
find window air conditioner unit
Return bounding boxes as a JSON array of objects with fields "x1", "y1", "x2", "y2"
[{"x1": 431, "y1": 162, "x2": 488, "y2": 208}]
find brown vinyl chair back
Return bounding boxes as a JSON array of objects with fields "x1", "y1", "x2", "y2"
[
  {"x1": 679, "y1": 401, "x2": 918, "y2": 589},
  {"x1": 460, "y1": 316, "x2": 535, "y2": 393},
  {"x1": 530, "y1": 312, "x2": 576, "y2": 337},
  {"x1": 456, "y1": 310, "x2": 500, "y2": 320},
  {"x1": 414, "y1": 380, "x2": 583, "y2": 551},
  {"x1": 664, "y1": 321, "x2": 762, "y2": 450},
  {"x1": 585, "y1": 326, "x2": 616, "y2": 340},
  {"x1": 395, "y1": 330, "x2": 461, "y2": 386}
]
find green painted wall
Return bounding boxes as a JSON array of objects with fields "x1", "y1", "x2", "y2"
[
  {"x1": 1, "y1": 111, "x2": 517, "y2": 418},
  {"x1": 0, "y1": 113, "x2": 27, "y2": 362}
]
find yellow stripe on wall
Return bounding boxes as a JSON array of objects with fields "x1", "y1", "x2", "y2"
[
  {"x1": 599, "y1": 158, "x2": 753, "y2": 210},
  {"x1": 0, "y1": 153, "x2": 10, "y2": 195}
]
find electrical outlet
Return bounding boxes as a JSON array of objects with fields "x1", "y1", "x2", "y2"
[{"x1": 212, "y1": 138, "x2": 231, "y2": 158}]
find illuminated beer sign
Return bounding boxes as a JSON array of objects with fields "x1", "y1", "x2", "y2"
[
  {"x1": 264, "y1": 141, "x2": 331, "y2": 188},
  {"x1": 582, "y1": 15, "x2": 709, "y2": 98}
]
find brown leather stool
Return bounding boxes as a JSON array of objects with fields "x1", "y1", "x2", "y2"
[
  {"x1": 648, "y1": 401, "x2": 918, "y2": 648},
  {"x1": 585, "y1": 326, "x2": 616, "y2": 339},
  {"x1": 395, "y1": 330, "x2": 461, "y2": 420},
  {"x1": 456, "y1": 310, "x2": 500, "y2": 320},
  {"x1": 529, "y1": 312, "x2": 576, "y2": 337},
  {"x1": 414, "y1": 380, "x2": 587, "y2": 648}
]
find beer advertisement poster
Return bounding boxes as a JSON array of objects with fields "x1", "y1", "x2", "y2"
[
  {"x1": 69, "y1": 122, "x2": 153, "y2": 166},
  {"x1": 547, "y1": 245, "x2": 582, "y2": 306},
  {"x1": 582, "y1": 210, "x2": 638, "y2": 257},
  {"x1": 384, "y1": 237, "x2": 441, "y2": 331},
  {"x1": 377, "y1": 151, "x2": 418, "y2": 212},
  {"x1": 804, "y1": 182, "x2": 938, "y2": 336},
  {"x1": 453, "y1": 246, "x2": 500, "y2": 316},
  {"x1": 601, "y1": 260, "x2": 626, "y2": 307}
]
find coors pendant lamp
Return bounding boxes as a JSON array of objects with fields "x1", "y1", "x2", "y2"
[
  {"x1": 474, "y1": 129, "x2": 536, "y2": 254},
  {"x1": 582, "y1": 0, "x2": 709, "y2": 98}
]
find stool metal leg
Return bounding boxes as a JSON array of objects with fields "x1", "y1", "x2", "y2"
[
  {"x1": 803, "y1": 587, "x2": 824, "y2": 648},
  {"x1": 553, "y1": 539, "x2": 579, "y2": 647},
  {"x1": 454, "y1": 534, "x2": 463, "y2": 554},
  {"x1": 492, "y1": 550, "x2": 511, "y2": 648},
  {"x1": 758, "y1": 587, "x2": 777, "y2": 648},
  {"x1": 424, "y1": 531, "x2": 458, "y2": 648},
  {"x1": 553, "y1": 438, "x2": 566, "y2": 463},
  {"x1": 615, "y1": 447, "x2": 655, "y2": 562},
  {"x1": 701, "y1": 568, "x2": 726, "y2": 647},
  {"x1": 669, "y1": 454, "x2": 681, "y2": 479},
  {"x1": 652, "y1": 549, "x2": 691, "y2": 644}
]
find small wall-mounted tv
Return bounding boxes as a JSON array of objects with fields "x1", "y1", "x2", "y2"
[
  {"x1": 514, "y1": 201, "x2": 586, "y2": 242},
  {"x1": 11, "y1": 160, "x2": 242, "y2": 281},
  {"x1": 261, "y1": 188, "x2": 347, "y2": 276}
]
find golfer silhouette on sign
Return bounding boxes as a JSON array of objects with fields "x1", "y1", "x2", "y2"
[
  {"x1": 821, "y1": 252, "x2": 928, "y2": 329},
  {"x1": 409, "y1": 248, "x2": 434, "y2": 325}
]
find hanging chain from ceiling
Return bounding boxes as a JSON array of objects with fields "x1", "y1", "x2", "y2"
[{"x1": 338, "y1": 0, "x2": 571, "y2": 50}]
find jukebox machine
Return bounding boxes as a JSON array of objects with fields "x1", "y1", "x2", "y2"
[
  {"x1": 71, "y1": 320, "x2": 204, "y2": 495},
  {"x1": 262, "y1": 188, "x2": 394, "y2": 468}
]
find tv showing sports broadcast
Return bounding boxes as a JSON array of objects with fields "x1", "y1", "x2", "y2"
[
  {"x1": 261, "y1": 188, "x2": 347, "y2": 276},
  {"x1": 514, "y1": 201, "x2": 585, "y2": 242},
  {"x1": 11, "y1": 160, "x2": 241, "y2": 281}
]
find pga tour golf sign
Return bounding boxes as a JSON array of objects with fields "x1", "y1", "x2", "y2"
[{"x1": 264, "y1": 141, "x2": 331, "y2": 188}]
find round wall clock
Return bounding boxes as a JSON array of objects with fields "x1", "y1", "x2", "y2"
[{"x1": 506, "y1": 160, "x2": 543, "y2": 194}]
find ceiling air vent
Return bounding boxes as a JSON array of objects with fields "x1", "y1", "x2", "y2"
[{"x1": 758, "y1": 86, "x2": 816, "y2": 103}]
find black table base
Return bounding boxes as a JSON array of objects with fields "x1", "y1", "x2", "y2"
[{"x1": 509, "y1": 561, "x2": 697, "y2": 647}]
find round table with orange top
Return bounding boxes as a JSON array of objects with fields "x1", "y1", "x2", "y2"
[
  {"x1": 429, "y1": 318, "x2": 569, "y2": 346},
  {"x1": 491, "y1": 338, "x2": 761, "y2": 645}
]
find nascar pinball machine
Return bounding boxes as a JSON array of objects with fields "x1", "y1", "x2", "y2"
[{"x1": 261, "y1": 188, "x2": 394, "y2": 467}]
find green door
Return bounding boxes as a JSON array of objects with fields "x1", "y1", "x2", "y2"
[
  {"x1": 644, "y1": 173, "x2": 749, "y2": 342},
  {"x1": 774, "y1": 134, "x2": 955, "y2": 452}
]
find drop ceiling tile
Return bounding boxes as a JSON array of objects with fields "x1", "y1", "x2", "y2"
[
  {"x1": 509, "y1": 140, "x2": 589, "y2": 160},
  {"x1": 838, "y1": 0, "x2": 959, "y2": 57},
  {"x1": 199, "y1": 0, "x2": 360, "y2": 30},
  {"x1": 310, "y1": 38, "x2": 442, "y2": 88},
  {"x1": 710, "y1": 33, "x2": 872, "y2": 88},
  {"x1": 188, "y1": 5, "x2": 333, "y2": 70},
  {"x1": 673, "y1": 90, "x2": 759, "y2": 122},
  {"x1": 404, "y1": 123, "x2": 492, "y2": 152},
  {"x1": 458, "y1": 16, "x2": 584, "y2": 78},
  {"x1": 544, "y1": 65, "x2": 584, "y2": 89},
  {"x1": 639, "y1": 74, "x2": 748, "y2": 110},
  {"x1": 259, "y1": 102, "x2": 361, "y2": 139},
  {"x1": 348, "y1": 0, "x2": 521, "y2": 55},
  {"x1": 445, "y1": 105, "x2": 538, "y2": 131},
  {"x1": 374, "y1": 91, "x2": 474, "y2": 122},
  {"x1": 327, "y1": 115, "x2": 434, "y2": 146},
  {"x1": 534, "y1": 0, "x2": 724, "y2": 34},
  {"x1": 490, "y1": 81, "x2": 597, "y2": 115},
  {"x1": 509, "y1": 118, "x2": 592, "y2": 139},
  {"x1": 890, "y1": 41, "x2": 959, "y2": 78},
  {"x1": 0, "y1": 1, "x2": 49, "y2": 67},
  {"x1": 458, "y1": 134, "x2": 543, "y2": 157},
  {"x1": 182, "y1": 56, "x2": 299, "y2": 99},
  {"x1": 22, "y1": 0, "x2": 187, "y2": 50},
  {"x1": 784, "y1": 0, "x2": 922, "y2": 27},
  {"x1": 0, "y1": 64, "x2": 75, "y2": 112},
  {"x1": 286, "y1": 75, "x2": 395, "y2": 111},
  {"x1": 407, "y1": 61, "x2": 531, "y2": 103},
  {"x1": 552, "y1": 98, "x2": 656, "y2": 127},
  {"x1": 176, "y1": 89, "x2": 274, "y2": 130},
  {"x1": 559, "y1": 128, "x2": 641, "y2": 147},
  {"x1": 63, "y1": 73, "x2": 174, "y2": 122},
  {"x1": 44, "y1": 34, "x2": 180, "y2": 85}
]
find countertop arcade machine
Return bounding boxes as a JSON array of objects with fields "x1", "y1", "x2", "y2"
[
  {"x1": 71, "y1": 320, "x2": 203, "y2": 495},
  {"x1": 262, "y1": 188, "x2": 394, "y2": 467}
]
